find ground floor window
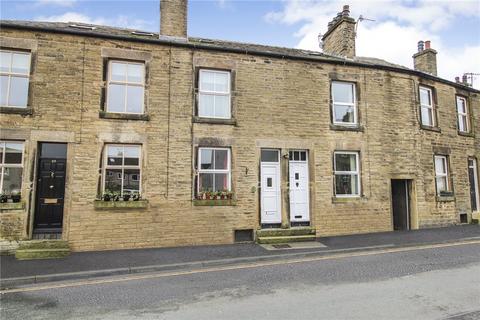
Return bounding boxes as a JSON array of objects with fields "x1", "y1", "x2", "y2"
[
  {"x1": 103, "y1": 144, "x2": 141, "y2": 196},
  {"x1": 197, "y1": 147, "x2": 231, "y2": 193},
  {"x1": 334, "y1": 151, "x2": 360, "y2": 197},
  {"x1": 434, "y1": 155, "x2": 450, "y2": 195},
  {"x1": 0, "y1": 141, "x2": 24, "y2": 197}
]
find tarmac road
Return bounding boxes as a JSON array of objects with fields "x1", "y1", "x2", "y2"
[{"x1": 1, "y1": 241, "x2": 479, "y2": 320}]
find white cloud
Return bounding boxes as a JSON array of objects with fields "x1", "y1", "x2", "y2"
[
  {"x1": 265, "y1": 0, "x2": 480, "y2": 88},
  {"x1": 35, "y1": 11, "x2": 153, "y2": 31}
]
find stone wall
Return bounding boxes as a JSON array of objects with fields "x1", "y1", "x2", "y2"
[{"x1": 0, "y1": 29, "x2": 478, "y2": 251}]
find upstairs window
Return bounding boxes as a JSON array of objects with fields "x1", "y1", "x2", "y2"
[
  {"x1": 0, "y1": 50, "x2": 31, "y2": 108},
  {"x1": 198, "y1": 69, "x2": 231, "y2": 119},
  {"x1": 106, "y1": 61, "x2": 144, "y2": 114},
  {"x1": 456, "y1": 96, "x2": 470, "y2": 133},
  {"x1": 434, "y1": 155, "x2": 450, "y2": 195},
  {"x1": 334, "y1": 151, "x2": 360, "y2": 197},
  {"x1": 419, "y1": 86, "x2": 435, "y2": 126},
  {"x1": 331, "y1": 81, "x2": 357, "y2": 126},
  {"x1": 197, "y1": 147, "x2": 231, "y2": 193},
  {"x1": 0, "y1": 141, "x2": 24, "y2": 196},
  {"x1": 103, "y1": 144, "x2": 141, "y2": 196}
]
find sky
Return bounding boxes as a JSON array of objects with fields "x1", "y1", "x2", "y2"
[{"x1": 1, "y1": 0, "x2": 480, "y2": 88}]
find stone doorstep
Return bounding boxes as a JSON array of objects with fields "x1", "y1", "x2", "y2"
[
  {"x1": 256, "y1": 227, "x2": 316, "y2": 238},
  {"x1": 15, "y1": 248, "x2": 70, "y2": 260},
  {"x1": 257, "y1": 234, "x2": 317, "y2": 244}
]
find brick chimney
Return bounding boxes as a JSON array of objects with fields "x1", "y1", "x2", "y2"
[
  {"x1": 321, "y1": 5, "x2": 356, "y2": 58},
  {"x1": 413, "y1": 40, "x2": 437, "y2": 76},
  {"x1": 160, "y1": 0, "x2": 188, "y2": 38}
]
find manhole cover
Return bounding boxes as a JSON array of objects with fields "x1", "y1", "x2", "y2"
[{"x1": 272, "y1": 244, "x2": 291, "y2": 249}]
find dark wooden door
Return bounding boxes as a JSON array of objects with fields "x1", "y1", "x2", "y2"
[
  {"x1": 392, "y1": 180, "x2": 410, "y2": 231},
  {"x1": 469, "y1": 159, "x2": 478, "y2": 212},
  {"x1": 34, "y1": 143, "x2": 67, "y2": 231}
]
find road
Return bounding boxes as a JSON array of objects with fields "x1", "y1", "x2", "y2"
[{"x1": 1, "y1": 241, "x2": 479, "y2": 320}]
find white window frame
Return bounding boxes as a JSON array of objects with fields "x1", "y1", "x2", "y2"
[
  {"x1": 0, "y1": 49, "x2": 31, "y2": 108},
  {"x1": 419, "y1": 86, "x2": 435, "y2": 127},
  {"x1": 197, "y1": 147, "x2": 231, "y2": 193},
  {"x1": 198, "y1": 69, "x2": 231, "y2": 119},
  {"x1": 333, "y1": 151, "x2": 361, "y2": 197},
  {"x1": 331, "y1": 81, "x2": 357, "y2": 126},
  {"x1": 434, "y1": 155, "x2": 450, "y2": 195},
  {"x1": 106, "y1": 60, "x2": 145, "y2": 114},
  {"x1": 102, "y1": 144, "x2": 142, "y2": 196},
  {"x1": 0, "y1": 141, "x2": 24, "y2": 194},
  {"x1": 456, "y1": 96, "x2": 469, "y2": 133}
]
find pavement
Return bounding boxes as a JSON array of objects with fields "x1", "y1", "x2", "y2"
[{"x1": 0, "y1": 225, "x2": 478, "y2": 288}]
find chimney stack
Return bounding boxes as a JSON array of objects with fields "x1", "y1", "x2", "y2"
[
  {"x1": 160, "y1": 0, "x2": 188, "y2": 38},
  {"x1": 321, "y1": 5, "x2": 356, "y2": 58},
  {"x1": 413, "y1": 40, "x2": 437, "y2": 76}
]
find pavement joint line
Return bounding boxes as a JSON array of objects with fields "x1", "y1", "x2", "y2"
[{"x1": 1, "y1": 238, "x2": 479, "y2": 294}]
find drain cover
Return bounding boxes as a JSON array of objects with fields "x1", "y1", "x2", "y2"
[{"x1": 272, "y1": 244, "x2": 291, "y2": 249}]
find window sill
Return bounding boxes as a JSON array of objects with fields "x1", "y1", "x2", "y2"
[
  {"x1": 99, "y1": 111, "x2": 149, "y2": 121},
  {"x1": 420, "y1": 125, "x2": 441, "y2": 133},
  {"x1": 93, "y1": 199, "x2": 148, "y2": 210},
  {"x1": 0, "y1": 202, "x2": 25, "y2": 211},
  {"x1": 436, "y1": 196, "x2": 455, "y2": 202},
  {"x1": 0, "y1": 107, "x2": 33, "y2": 115},
  {"x1": 193, "y1": 116, "x2": 237, "y2": 126},
  {"x1": 458, "y1": 131, "x2": 474, "y2": 138},
  {"x1": 330, "y1": 124, "x2": 364, "y2": 132},
  {"x1": 331, "y1": 196, "x2": 364, "y2": 203},
  {"x1": 193, "y1": 199, "x2": 237, "y2": 206}
]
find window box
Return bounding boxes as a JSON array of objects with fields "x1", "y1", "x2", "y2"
[
  {"x1": 193, "y1": 199, "x2": 237, "y2": 206},
  {"x1": 0, "y1": 201, "x2": 25, "y2": 211},
  {"x1": 93, "y1": 199, "x2": 148, "y2": 210},
  {"x1": 99, "y1": 111, "x2": 149, "y2": 121},
  {"x1": 0, "y1": 106, "x2": 33, "y2": 115}
]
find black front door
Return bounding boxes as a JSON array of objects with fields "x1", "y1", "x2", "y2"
[
  {"x1": 392, "y1": 180, "x2": 410, "y2": 231},
  {"x1": 34, "y1": 143, "x2": 67, "y2": 231}
]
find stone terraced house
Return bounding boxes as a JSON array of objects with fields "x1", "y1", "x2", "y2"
[{"x1": 0, "y1": 1, "x2": 479, "y2": 252}]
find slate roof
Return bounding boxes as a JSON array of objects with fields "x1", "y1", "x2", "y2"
[{"x1": 1, "y1": 20, "x2": 477, "y2": 92}]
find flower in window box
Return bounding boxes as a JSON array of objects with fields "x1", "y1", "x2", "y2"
[
  {"x1": 102, "y1": 191, "x2": 113, "y2": 201},
  {"x1": 0, "y1": 194, "x2": 7, "y2": 203},
  {"x1": 10, "y1": 189, "x2": 21, "y2": 203},
  {"x1": 226, "y1": 191, "x2": 234, "y2": 200},
  {"x1": 123, "y1": 193, "x2": 131, "y2": 201},
  {"x1": 132, "y1": 193, "x2": 140, "y2": 201}
]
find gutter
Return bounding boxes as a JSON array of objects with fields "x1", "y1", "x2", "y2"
[{"x1": 1, "y1": 22, "x2": 479, "y2": 94}]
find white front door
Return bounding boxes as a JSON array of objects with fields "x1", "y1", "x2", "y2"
[
  {"x1": 289, "y1": 150, "x2": 310, "y2": 222},
  {"x1": 260, "y1": 150, "x2": 281, "y2": 224}
]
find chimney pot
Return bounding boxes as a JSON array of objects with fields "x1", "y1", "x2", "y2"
[
  {"x1": 462, "y1": 74, "x2": 468, "y2": 83},
  {"x1": 417, "y1": 40, "x2": 424, "y2": 52},
  {"x1": 455, "y1": 76, "x2": 460, "y2": 83},
  {"x1": 342, "y1": 5, "x2": 350, "y2": 17},
  {"x1": 425, "y1": 40, "x2": 431, "y2": 49}
]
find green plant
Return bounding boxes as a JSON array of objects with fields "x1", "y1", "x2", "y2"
[{"x1": 0, "y1": 194, "x2": 7, "y2": 203}]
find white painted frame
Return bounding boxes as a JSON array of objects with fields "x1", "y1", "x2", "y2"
[
  {"x1": 0, "y1": 140, "x2": 24, "y2": 194},
  {"x1": 198, "y1": 69, "x2": 231, "y2": 119},
  {"x1": 434, "y1": 155, "x2": 450, "y2": 194},
  {"x1": 334, "y1": 151, "x2": 361, "y2": 197},
  {"x1": 106, "y1": 60, "x2": 145, "y2": 114},
  {"x1": 331, "y1": 81, "x2": 357, "y2": 126},
  {"x1": 0, "y1": 49, "x2": 31, "y2": 108},
  {"x1": 102, "y1": 144, "x2": 142, "y2": 196},
  {"x1": 197, "y1": 147, "x2": 231, "y2": 193},
  {"x1": 419, "y1": 86, "x2": 435, "y2": 127},
  {"x1": 456, "y1": 96, "x2": 469, "y2": 133}
]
